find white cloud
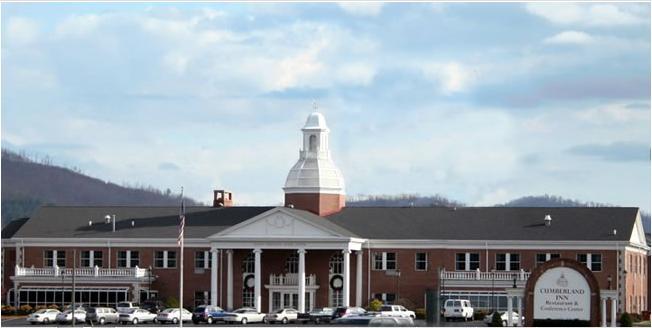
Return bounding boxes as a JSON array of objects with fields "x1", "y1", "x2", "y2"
[
  {"x1": 421, "y1": 62, "x2": 476, "y2": 94},
  {"x1": 544, "y1": 30, "x2": 594, "y2": 45},
  {"x1": 55, "y1": 14, "x2": 102, "y2": 38},
  {"x1": 6, "y1": 17, "x2": 39, "y2": 45},
  {"x1": 576, "y1": 102, "x2": 650, "y2": 125},
  {"x1": 526, "y1": 3, "x2": 647, "y2": 26},
  {"x1": 337, "y1": 2, "x2": 384, "y2": 17}
]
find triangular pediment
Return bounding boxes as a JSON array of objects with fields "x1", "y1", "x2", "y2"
[
  {"x1": 208, "y1": 207, "x2": 347, "y2": 240},
  {"x1": 630, "y1": 212, "x2": 647, "y2": 246}
]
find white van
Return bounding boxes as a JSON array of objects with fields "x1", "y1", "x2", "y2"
[{"x1": 443, "y1": 299, "x2": 474, "y2": 321}]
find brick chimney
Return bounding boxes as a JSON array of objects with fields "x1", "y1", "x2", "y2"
[{"x1": 213, "y1": 190, "x2": 233, "y2": 207}]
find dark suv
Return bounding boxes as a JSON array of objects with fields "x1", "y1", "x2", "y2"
[{"x1": 192, "y1": 305, "x2": 227, "y2": 324}]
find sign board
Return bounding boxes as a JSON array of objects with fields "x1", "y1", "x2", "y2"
[{"x1": 533, "y1": 267, "x2": 590, "y2": 320}]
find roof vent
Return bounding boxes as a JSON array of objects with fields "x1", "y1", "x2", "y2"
[
  {"x1": 612, "y1": 229, "x2": 617, "y2": 236},
  {"x1": 131, "y1": 220, "x2": 135, "y2": 227},
  {"x1": 105, "y1": 216, "x2": 111, "y2": 224},
  {"x1": 88, "y1": 220, "x2": 93, "y2": 227},
  {"x1": 544, "y1": 214, "x2": 552, "y2": 227}
]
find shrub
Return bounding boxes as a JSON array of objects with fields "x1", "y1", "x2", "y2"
[
  {"x1": 19, "y1": 304, "x2": 33, "y2": 314},
  {"x1": 165, "y1": 296, "x2": 179, "y2": 309},
  {"x1": 630, "y1": 313, "x2": 642, "y2": 322},
  {"x1": 491, "y1": 312, "x2": 503, "y2": 327},
  {"x1": 48, "y1": 304, "x2": 59, "y2": 310},
  {"x1": 2, "y1": 306, "x2": 17, "y2": 315},
  {"x1": 367, "y1": 299, "x2": 383, "y2": 311},
  {"x1": 395, "y1": 298, "x2": 416, "y2": 310},
  {"x1": 620, "y1": 312, "x2": 633, "y2": 327},
  {"x1": 474, "y1": 309, "x2": 489, "y2": 321},
  {"x1": 415, "y1": 308, "x2": 426, "y2": 320}
]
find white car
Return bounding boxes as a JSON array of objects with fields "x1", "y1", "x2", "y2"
[
  {"x1": 27, "y1": 309, "x2": 61, "y2": 324},
  {"x1": 156, "y1": 308, "x2": 192, "y2": 324},
  {"x1": 56, "y1": 309, "x2": 86, "y2": 324},
  {"x1": 264, "y1": 308, "x2": 298, "y2": 324},
  {"x1": 379, "y1": 305, "x2": 416, "y2": 318},
  {"x1": 119, "y1": 308, "x2": 158, "y2": 325},
  {"x1": 443, "y1": 299, "x2": 473, "y2": 321},
  {"x1": 223, "y1": 307, "x2": 266, "y2": 324},
  {"x1": 116, "y1": 302, "x2": 140, "y2": 313},
  {"x1": 483, "y1": 311, "x2": 524, "y2": 326}
]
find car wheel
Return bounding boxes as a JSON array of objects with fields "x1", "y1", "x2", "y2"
[
  {"x1": 314, "y1": 318, "x2": 320, "y2": 325},
  {"x1": 241, "y1": 318, "x2": 248, "y2": 325},
  {"x1": 43, "y1": 318, "x2": 49, "y2": 324},
  {"x1": 263, "y1": 317, "x2": 269, "y2": 324},
  {"x1": 172, "y1": 318, "x2": 179, "y2": 324},
  {"x1": 132, "y1": 318, "x2": 139, "y2": 325},
  {"x1": 281, "y1": 317, "x2": 288, "y2": 324},
  {"x1": 502, "y1": 320, "x2": 507, "y2": 327},
  {"x1": 207, "y1": 317, "x2": 213, "y2": 324},
  {"x1": 99, "y1": 317, "x2": 106, "y2": 325}
]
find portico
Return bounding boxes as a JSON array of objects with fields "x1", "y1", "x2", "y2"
[{"x1": 206, "y1": 207, "x2": 366, "y2": 312}]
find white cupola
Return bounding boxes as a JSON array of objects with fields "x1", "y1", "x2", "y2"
[{"x1": 283, "y1": 108, "x2": 345, "y2": 216}]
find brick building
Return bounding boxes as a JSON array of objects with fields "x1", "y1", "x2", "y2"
[{"x1": 1, "y1": 111, "x2": 649, "y2": 321}]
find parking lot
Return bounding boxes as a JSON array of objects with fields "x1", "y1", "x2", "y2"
[{"x1": 0, "y1": 318, "x2": 486, "y2": 327}]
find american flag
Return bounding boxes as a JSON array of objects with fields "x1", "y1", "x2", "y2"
[{"x1": 178, "y1": 195, "x2": 185, "y2": 246}]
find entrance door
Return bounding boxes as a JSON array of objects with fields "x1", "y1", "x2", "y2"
[{"x1": 270, "y1": 291, "x2": 313, "y2": 312}]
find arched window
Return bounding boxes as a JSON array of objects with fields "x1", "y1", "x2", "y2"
[
  {"x1": 285, "y1": 253, "x2": 299, "y2": 273},
  {"x1": 329, "y1": 253, "x2": 343, "y2": 274},
  {"x1": 242, "y1": 252, "x2": 254, "y2": 273},
  {"x1": 309, "y1": 135, "x2": 317, "y2": 152}
]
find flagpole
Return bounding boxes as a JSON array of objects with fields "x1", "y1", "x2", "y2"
[{"x1": 179, "y1": 187, "x2": 184, "y2": 328}]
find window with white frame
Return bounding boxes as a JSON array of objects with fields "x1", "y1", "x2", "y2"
[
  {"x1": 155, "y1": 250, "x2": 177, "y2": 268},
  {"x1": 577, "y1": 253, "x2": 601, "y2": 271},
  {"x1": 194, "y1": 251, "x2": 211, "y2": 269},
  {"x1": 80, "y1": 250, "x2": 103, "y2": 267},
  {"x1": 535, "y1": 253, "x2": 560, "y2": 266},
  {"x1": 44, "y1": 250, "x2": 66, "y2": 267},
  {"x1": 455, "y1": 253, "x2": 480, "y2": 271},
  {"x1": 495, "y1": 253, "x2": 520, "y2": 271},
  {"x1": 330, "y1": 253, "x2": 343, "y2": 274},
  {"x1": 117, "y1": 251, "x2": 140, "y2": 268},
  {"x1": 242, "y1": 252, "x2": 254, "y2": 273},
  {"x1": 372, "y1": 252, "x2": 397, "y2": 271},
  {"x1": 285, "y1": 253, "x2": 298, "y2": 273},
  {"x1": 415, "y1": 253, "x2": 427, "y2": 271}
]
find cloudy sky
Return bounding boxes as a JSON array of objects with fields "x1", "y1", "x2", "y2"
[{"x1": 2, "y1": 2, "x2": 650, "y2": 211}]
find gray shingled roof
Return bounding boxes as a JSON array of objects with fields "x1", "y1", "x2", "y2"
[
  {"x1": 6, "y1": 206, "x2": 640, "y2": 241},
  {"x1": 2, "y1": 217, "x2": 29, "y2": 239},
  {"x1": 325, "y1": 207, "x2": 639, "y2": 241},
  {"x1": 12, "y1": 206, "x2": 274, "y2": 239}
]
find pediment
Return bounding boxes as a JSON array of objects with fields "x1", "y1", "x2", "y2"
[
  {"x1": 630, "y1": 212, "x2": 647, "y2": 246},
  {"x1": 208, "y1": 207, "x2": 346, "y2": 239}
]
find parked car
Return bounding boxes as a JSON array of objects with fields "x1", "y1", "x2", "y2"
[
  {"x1": 379, "y1": 305, "x2": 416, "y2": 319},
  {"x1": 56, "y1": 309, "x2": 86, "y2": 324},
  {"x1": 156, "y1": 308, "x2": 193, "y2": 324},
  {"x1": 369, "y1": 316, "x2": 414, "y2": 327},
  {"x1": 141, "y1": 299, "x2": 166, "y2": 314},
  {"x1": 443, "y1": 299, "x2": 474, "y2": 321},
  {"x1": 116, "y1": 302, "x2": 140, "y2": 313},
  {"x1": 119, "y1": 308, "x2": 158, "y2": 325},
  {"x1": 27, "y1": 309, "x2": 61, "y2": 324},
  {"x1": 192, "y1": 305, "x2": 228, "y2": 324},
  {"x1": 332, "y1": 306, "x2": 367, "y2": 320},
  {"x1": 223, "y1": 307, "x2": 266, "y2": 324},
  {"x1": 264, "y1": 308, "x2": 299, "y2": 324},
  {"x1": 297, "y1": 307, "x2": 334, "y2": 324},
  {"x1": 482, "y1": 311, "x2": 524, "y2": 327},
  {"x1": 86, "y1": 307, "x2": 120, "y2": 325}
]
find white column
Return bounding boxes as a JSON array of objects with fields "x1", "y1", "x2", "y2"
[
  {"x1": 227, "y1": 250, "x2": 233, "y2": 310},
  {"x1": 254, "y1": 249, "x2": 262, "y2": 313},
  {"x1": 298, "y1": 249, "x2": 306, "y2": 313},
  {"x1": 601, "y1": 297, "x2": 607, "y2": 327},
  {"x1": 211, "y1": 249, "x2": 218, "y2": 306},
  {"x1": 517, "y1": 296, "x2": 523, "y2": 327},
  {"x1": 507, "y1": 296, "x2": 513, "y2": 327},
  {"x1": 356, "y1": 251, "x2": 363, "y2": 307},
  {"x1": 342, "y1": 250, "x2": 351, "y2": 307},
  {"x1": 610, "y1": 298, "x2": 617, "y2": 327}
]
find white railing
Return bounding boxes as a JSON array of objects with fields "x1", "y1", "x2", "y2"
[
  {"x1": 441, "y1": 268, "x2": 530, "y2": 281},
  {"x1": 269, "y1": 273, "x2": 317, "y2": 286},
  {"x1": 15, "y1": 265, "x2": 150, "y2": 278}
]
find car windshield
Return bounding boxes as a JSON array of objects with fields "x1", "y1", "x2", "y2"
[
  {"x1": 275, "y1": 309, "x2": 286, "y2": 314},
  {"x1": 34, "y1": 309, "x2": 48, "y2": 314}
]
